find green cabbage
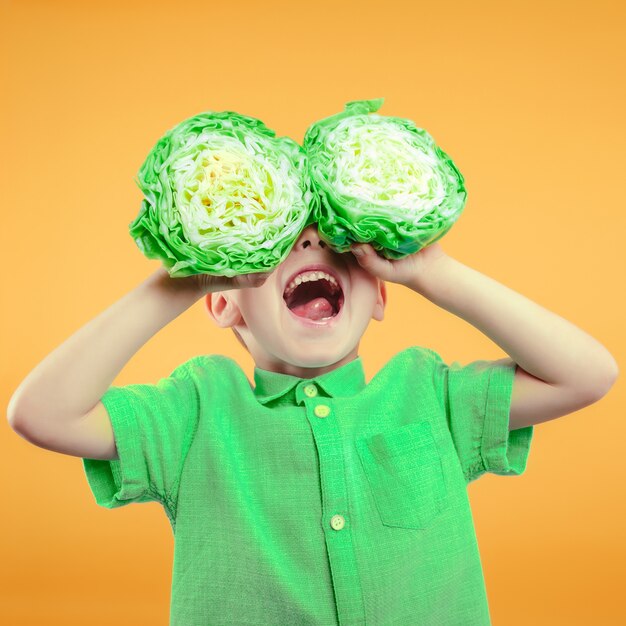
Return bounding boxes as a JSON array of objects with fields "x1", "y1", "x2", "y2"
[
  {"x1": 130, "y1": 110, "x2": 319, "y2": 277},
  {"x1": 303, "y1": 98, "x2": 467, "y2": 259}
]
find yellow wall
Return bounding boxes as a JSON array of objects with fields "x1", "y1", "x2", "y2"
[{"x1": 2, "y1": 0, "x2": 624, "y2": 623}]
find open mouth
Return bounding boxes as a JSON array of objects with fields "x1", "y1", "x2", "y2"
[{"x1": 283, "y1": 276, "x2": 345, "y2": 322}]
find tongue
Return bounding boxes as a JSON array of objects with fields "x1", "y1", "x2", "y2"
[{"x1": 291, "y1": 297, "x2": 335, "y2": 321}]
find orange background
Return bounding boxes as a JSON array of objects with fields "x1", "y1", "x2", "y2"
[{"x1": 2, "y1": 0, "x2": 624, "y2": 623}]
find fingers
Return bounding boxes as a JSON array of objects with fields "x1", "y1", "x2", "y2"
[
  {"x1": 350, "y1": 243, "x2": 392, "y2": 281},
  {"x1": 351, "y1": 243, "x2": 380, "y2": 256},
  {"x1": 350, "y1": 243, "x2": 380, "y2": 263},
  {"x1": 350, "y1": 244, "x2": 366, "y2": 257},
  {"x1": 235, "y1": 271, "x2": 273, "y2": 289},
  {"x1": 250, "y1": 272, "x2": 272, "y2": 286}
]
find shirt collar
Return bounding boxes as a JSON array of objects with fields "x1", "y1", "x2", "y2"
[{"x1": 253, "y1": 356, "x2": 366, "y2": 406}]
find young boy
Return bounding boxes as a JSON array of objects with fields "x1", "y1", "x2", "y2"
[{"x1": 8, "y1": 223, "x2": 618, "y2": 625}]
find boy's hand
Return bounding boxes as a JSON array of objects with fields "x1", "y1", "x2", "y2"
[
  {"x1": 149, "y1": 265, "x2": 275, "y2": 299},
  {"x1": 190, "y1": 269, "x2": 276, "y2": 296},
  {"x1": 350, "y1": 241, "x2": 449, "y2": 290}
]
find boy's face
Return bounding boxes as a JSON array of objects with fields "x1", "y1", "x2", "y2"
[{"x1": 205, "y1": 223, "x2": 386, "y2": 378}]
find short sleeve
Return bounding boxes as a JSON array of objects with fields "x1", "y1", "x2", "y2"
[
  {"x1": 429, "y1": 350, "x2": 534, "y2": 484},
  {"x1": 81, "y1": 359, "x2": 201, "y2": 513}
]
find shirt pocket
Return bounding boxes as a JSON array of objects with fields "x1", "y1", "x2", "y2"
[{"x1": 356, "y1": 420, "x2": 448, "y2": 530}]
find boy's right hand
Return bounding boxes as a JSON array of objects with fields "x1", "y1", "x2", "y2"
[
  {"x1": 8, "y1": 262, "x2": 275, "y2": 461},
  {"x1": 148, "y1": 265, "x2": 274, "y2": 299}
]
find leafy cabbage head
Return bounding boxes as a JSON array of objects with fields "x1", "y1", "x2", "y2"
[
  {"x1": 303, "y1": 98, "x2": 467, "y2": 259},
  {"x1": 130, "y1": 110, "x2": 319, "y2": 277}
]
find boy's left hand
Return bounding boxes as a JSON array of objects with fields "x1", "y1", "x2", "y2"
[{"x1": 350, "y1": 241, "x2": 449, "y2": 288}]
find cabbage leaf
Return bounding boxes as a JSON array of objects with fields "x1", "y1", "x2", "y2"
[
  {"x1": 303, "y1": 98, "x2": 467, "y2": 259},
  {"x1": 130, "y1": 110, "x2": 319, "y2": 277}
]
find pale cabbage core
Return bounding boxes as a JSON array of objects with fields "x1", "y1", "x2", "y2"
[
  {"x1": 324, "y1": 118, "x2": 447, "y2": 216},
  {"x1": 170, "y1": 136, "x2": 302, "y2": 246}
]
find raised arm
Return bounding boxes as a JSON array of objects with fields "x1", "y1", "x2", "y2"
[
  {"x1": 6, "y1": 266, "x2": 271, "y2": 460},
  {"x1": 411, "y1": 255, "x2": 619, "y2": 429},
  {"x1": 350, "y1": 241, "x2": 619, "y2": 431}
]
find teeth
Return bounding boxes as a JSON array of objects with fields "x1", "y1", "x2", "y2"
[{"x1": 284, "y1": 271, "x2": 340, "y2": 299}]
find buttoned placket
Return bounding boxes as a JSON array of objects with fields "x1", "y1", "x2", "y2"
[{"x1": 296, "y1": 380, "x2": 366, "y2": 626}]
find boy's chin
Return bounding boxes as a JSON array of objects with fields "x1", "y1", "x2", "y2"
[{"x1": 281, "y1": 337, "x2": 357, "y2": 368}]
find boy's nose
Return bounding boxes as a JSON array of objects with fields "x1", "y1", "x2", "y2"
[{"x1": 294, "y1": 224, "x2": 328, "y2": 251}]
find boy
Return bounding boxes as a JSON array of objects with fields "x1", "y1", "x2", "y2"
[{"x1": 8, "y1": 223, "x2": 618, "y2": 625}]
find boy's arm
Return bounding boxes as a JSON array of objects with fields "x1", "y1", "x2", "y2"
[
  {"x1": 6, "y1": 268, "x2": 203, "y2": 459},
  {"x1": 352, "y1": 240, "x2": 619, "y2": 432},
  {"x1": 7, "y1": 263, "x2": 271, "y2": 460},
  {"x1": 409, "y1": 256, "x2": 619, "y2": 431}
]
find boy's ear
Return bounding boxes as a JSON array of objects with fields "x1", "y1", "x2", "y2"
[
  {"x1": 372, "y1": 279, "x2": 387, "y2": 322},
  {"x1": 204, "y1": 291, "x2": 244, "y2": 328}
]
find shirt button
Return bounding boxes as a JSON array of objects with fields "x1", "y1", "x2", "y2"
[
  {"x1": 314, "y1": 404, "x2": 331, "y2": 418},
  {"x1": 303, "y1": 384, "x2": 318, "y2": 398},
  {"x1": 330, "y1": 514, "x2": 345, "y2": 531}
]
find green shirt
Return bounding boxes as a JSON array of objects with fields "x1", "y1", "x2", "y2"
[{"x1": 82, "y1": 346, "x2": 534, "y2": 625}]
